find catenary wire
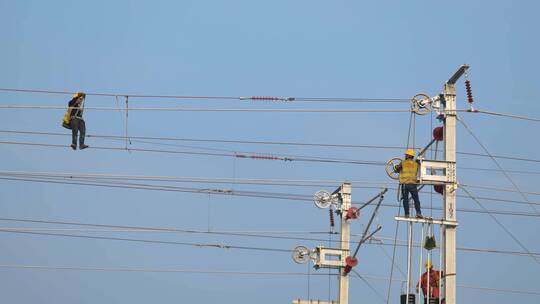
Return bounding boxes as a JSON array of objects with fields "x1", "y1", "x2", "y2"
[
  {"x1": 0, "y1": 264, "x2": 538, "y2": 296},
  {"x1": 3, "y1": 139, "x2": 540, "y2": 177},
  {"x1": 0, "y1": 229, "x2": 291, "y2": 253},
  {"x1": 2, "y1": 168, "x2": 540, "y2": 200},
  {"x1": 459, "y1": 186, "x2": 540, "y2": 265},
  {"x1": 0, "y1": 217, "x2": 538, "y2": 258},
  {"x1": 468, "y1": 109, "x2": 540, "y2": 123},
  {"x1": 2, "y1": 176, "x2": 540, "y2": 218},
  {"x1": 0, "y1": 87, "x2": 409, "y2": 103},
  {"x1": 0, "y1": 104, "x2": 411, "y2": 113},
  {"x1": 0, "y1": 140, "x2": 386, "y2": 166},
  {"x1": 352, "y1": 269, "x2": 386, "y2": 303},
  {"x1": 458, "y1": 117, "x2": 540, "y2": 215},
  {"x1": 3, "y1": 129, "x2": 540, "y2": 164}
]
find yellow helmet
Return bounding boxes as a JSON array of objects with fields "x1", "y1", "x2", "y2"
[
  {"x1": 72, "y1": 92, "x2": 86, "y2": 99},
  {"x1": 425, "y1": 260, "x2": 432, "y2": 269},
  {"x1": 405, "y1": 149, "x2": 415, "y2": 157}
]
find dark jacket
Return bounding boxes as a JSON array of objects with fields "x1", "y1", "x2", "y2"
[{"x1": 68, "y1": 98, "x2": 84, "y2": 118}]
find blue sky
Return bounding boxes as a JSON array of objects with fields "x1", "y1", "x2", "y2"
[{"x1": 1, "y1": 0, "x2": 539, "y2": 303}]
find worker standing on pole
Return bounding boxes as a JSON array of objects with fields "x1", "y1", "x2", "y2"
[
  {"x1": 417, "y1": 261, "x2": 444, "y2": 304},
  {"x1": 394, "y1": 149, "x2": 423, "y2": 218},
  {"x1": 68, "y1": 92, "x2": 89, "y2": 150}
]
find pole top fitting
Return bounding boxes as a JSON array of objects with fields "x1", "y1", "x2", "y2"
[{"x1": 446, "y1": 64, "x2": 470, "y2": 85}]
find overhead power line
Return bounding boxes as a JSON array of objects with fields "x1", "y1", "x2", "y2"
[
  {"x1": 1, "y1": 264, "x2": 538, "y2": 296},
  {"x1": 0, "y1": 104, "x2": 412, "y2": 113},
  {"x1": 470, "y1": 109, "x2": 540, "y2": 123},
  {"x1": 2, "y1": 139, "x2": 540, "y2": 177},
  {"x1": 0, "y1": 140, "x2": 385, "y2": 166},
  {"x1": 459, "y1": 186, "x2": 540, "y2": 265},
  {"x1": 0, "y1": 228, "x2": 291, "y2": 253},
  {"x1": 2, "y1": 168, "x2": 540, "y2": 199},
  {"x1": 458, "y1": 117, "x2": 540, "y2": 216},
  {"x1": 0, "y1": 87, "x2": 409, "y2": 103},
  {"x1": 2, "y1": 176, "x2": 540, "y2": 219},
  {"x1": 3, "y1": 129, "x2": 540, "y2": 164},
  {"x1": 1, "y1": 217, "x2": 537, "y2": 258}
]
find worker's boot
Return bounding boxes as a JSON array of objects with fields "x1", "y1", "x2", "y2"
[
  {"x1": 416, "y1": 214, "x2": 424, "y2": 219},
  {"x1": 70, "y1": 144, "x2": 77, "y2": 150},
  {"x1": 79, "y1": 144, "x2": 89, "y2": 150}
]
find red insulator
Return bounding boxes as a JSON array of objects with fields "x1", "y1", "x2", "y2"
[
  {"x1": 434, "y1": 185, "x2": 444, "y2": 195},
  {"x1": 346, "y1": 207, "x2": 359, "y2": 220},
  {"x1": 433, "y1": 126, "x2": 443, "y2": 141},
  {"x1": 465, "y1": 80, "x2": 474, "y2": 104},
  {"x1": 344, "y1": 256, "x2": 358, "y2": 274},
  {"x1": 329, "y1": 209, "x2": 335, "y2": 227}
]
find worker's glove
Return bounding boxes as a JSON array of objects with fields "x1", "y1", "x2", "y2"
[{"x1": 393, "y1": 165, "x2": 399, "y2": 172}]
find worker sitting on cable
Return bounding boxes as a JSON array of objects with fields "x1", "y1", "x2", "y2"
[
  {"x1": 68, "y1": 92, "x2": 89, "y2": 150},
  {"x1": 417, "y1": 260, "x2": 444, "y2": 304},
  {"x1": 394, "y1": 149, "x2": 422, "y2": 218}
]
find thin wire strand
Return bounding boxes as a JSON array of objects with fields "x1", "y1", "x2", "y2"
[
  {"x1": 459, "y1": 186, "x2": 540, "y2": 265},
  {"x1": 1, "y1": 264, "x2": 538, "y2": 296},
  {"x1": 2, "y1": 175, "x2": 540, "y2": 218},
  {"x1": 2, "y1": 167, "x2": 540, "y2": 199},
  {"x1": 0, "y1": 87, "x2": 409, "y2": 103},
  {"x1": 458, "y1": 117, "x2": 540, "y2": 215},
  {"x1": 352, "y1": 270, "x2": 386, "y2": 303},
  {"x1": 0, "y1": 140, "x2": 386, "y2": 166},
  {"x1": 3, "y1": 138, "x2": 540, "y2": 178},
  {"x1": 0, "y1": 229, "x2": 291, "y2": 253},
  {"x1": 0, "y1": 105, "x2": 411, "y2": 113},
  {"x1": 469, "y1": 109, "x2": 540, "y2": 123},
  {"x1": 1, "y1": 217, "x2": 538, "y2": 257},
  {"x1": 3, "y1": 129, "x2": 540, "y2": 164}
]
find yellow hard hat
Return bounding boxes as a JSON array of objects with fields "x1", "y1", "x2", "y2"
[
  {"x1": 405, "y1": 149, "x2": 415, "y2": 157},
  {"x1": 425, "y1": 260, "x2": 432, "y2": 269},
  {"x1": 72, "y1": 92, "x2": 86, "y2": 99}
]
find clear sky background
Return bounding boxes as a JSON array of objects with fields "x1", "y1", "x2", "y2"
[{"x1": 1, "y1": 0, "x2": 539, "y2": 303}]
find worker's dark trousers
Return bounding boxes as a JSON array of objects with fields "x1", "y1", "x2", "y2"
[
  {"x1": 401, "y1": 184, "x2": 421, "y2": 216},
  {"x1": 71, "y1": 117, "x2": 86, "y2": 146}
]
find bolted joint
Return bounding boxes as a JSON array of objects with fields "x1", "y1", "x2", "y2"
[{"x1": 345, "y1": 207, "x2": 360, "y2": 220}]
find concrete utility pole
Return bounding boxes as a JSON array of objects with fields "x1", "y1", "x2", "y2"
[
  {"x1": 391, "y1": 65, "x2": 468, "y2": 304},
  {"x1": 291, "y1": 182, "x2": 353, "y2": 304},
  {"x1": 442, "y1": 64, "x2": 468, "y2": 304},
  {"x1": 337, "y1": 182, "x2": 351, "y2": 304}
]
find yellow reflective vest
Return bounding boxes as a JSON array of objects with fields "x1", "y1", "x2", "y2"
[{"x1": 399, "y1": 159, "x2": 418, "y2": 184}]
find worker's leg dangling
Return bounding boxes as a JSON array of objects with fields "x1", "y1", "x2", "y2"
[
  {"x1": 71, "y1": 117, "x2": 79, "y2": 150},
  {"x1": 79, "y1": 119, "x2": 88, "y2": 149}
]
